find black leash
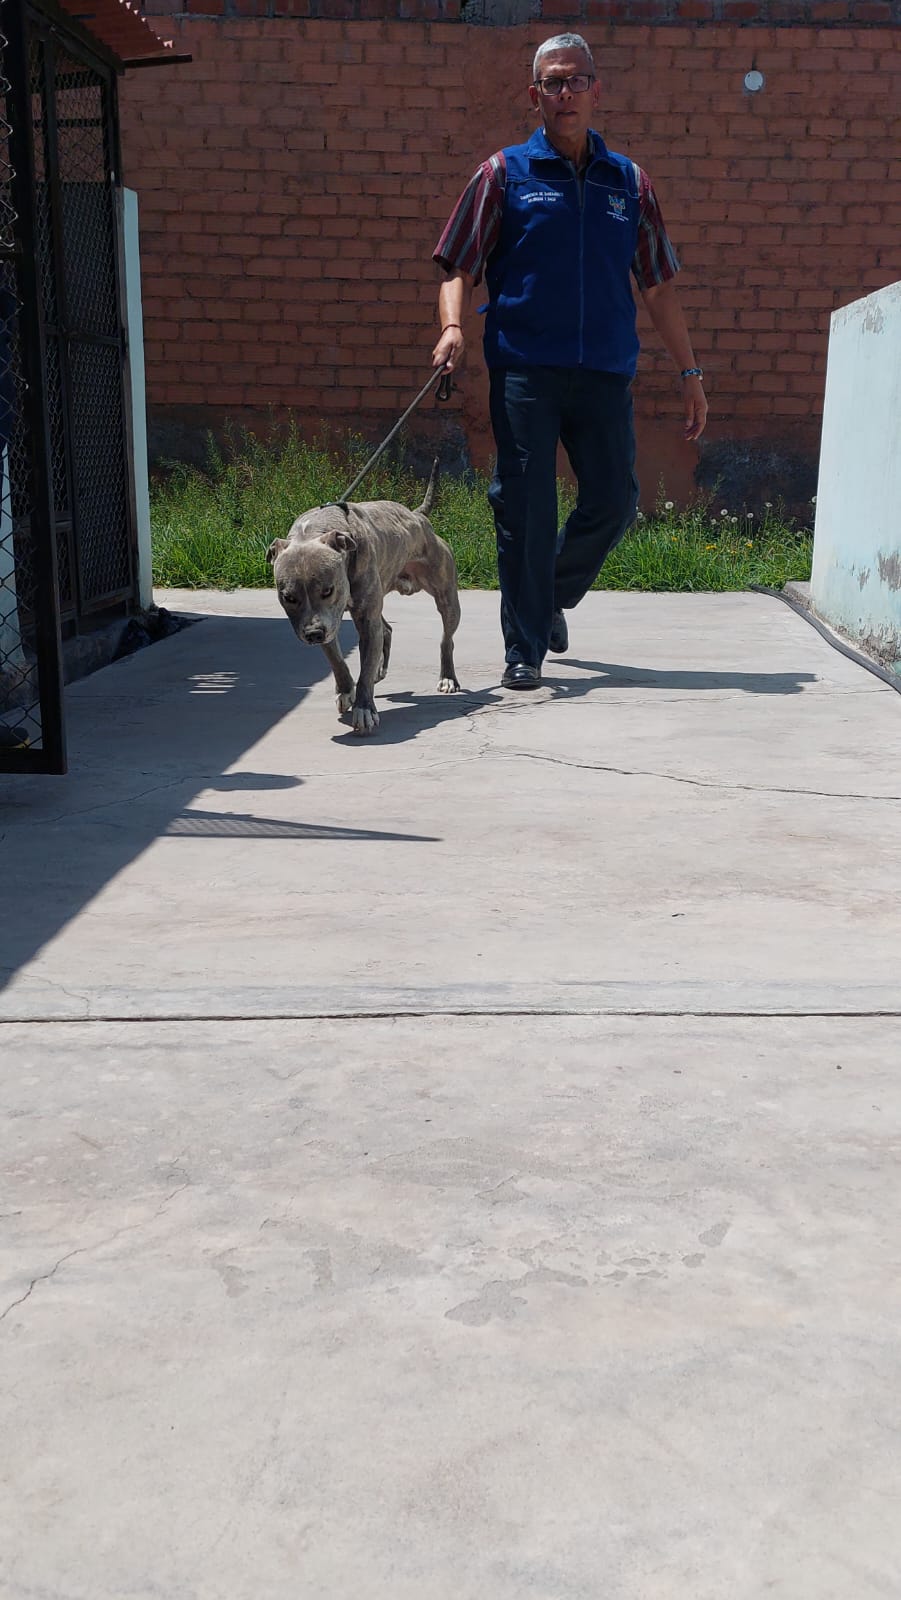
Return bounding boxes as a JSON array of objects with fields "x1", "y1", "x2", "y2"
[{"x1": 329, "y1": 365, "x2": 453, "y2": 508}]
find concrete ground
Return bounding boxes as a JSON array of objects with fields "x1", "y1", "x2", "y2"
[{"x1": 2, "y1": 588, "x2": 900, "y2": 1598}]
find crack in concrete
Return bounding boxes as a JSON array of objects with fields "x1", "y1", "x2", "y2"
[
  {"x1": 498, "y1": 748, "x2": 901, "y2": 804},
  {"x1": 0, "y1": 975, "x2": 92, "y2": 1017},
  {"x1": 0, "y1": 1181, "x2": 190, "y2": 1327},
  {"x1": 0, "y1": 1246, "x2": 94, "y2": 1325},
  {"x1": 5, "y1": 774, "x2": 191, "y2": 831}
]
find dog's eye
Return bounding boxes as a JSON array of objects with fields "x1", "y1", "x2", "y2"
[{"x1": 320, "y1": 585, "x2": 334, "y2": 599}]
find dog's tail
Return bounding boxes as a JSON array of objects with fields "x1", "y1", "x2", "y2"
[{"x1": 417, "y1": 457, "x2": 440, "y2": 518}]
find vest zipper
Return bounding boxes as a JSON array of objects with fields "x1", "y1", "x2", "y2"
[{"x1": 572, "y1": 158, "x2": 587, "y2": 366}]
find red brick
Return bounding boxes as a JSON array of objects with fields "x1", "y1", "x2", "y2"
[
  {"x1": 120, "y1": 16, "x2": 895, "y2": 475},
  {"x1": 242, "y1": 301, "x2": 289, "y2": 321},
  {"x1": 775, "y1": 353, "x2": 814, "y2": 372}
]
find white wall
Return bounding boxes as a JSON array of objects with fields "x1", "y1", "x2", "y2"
[
  {"x1": 120, "y1": 188, "x2": 153, "y2": 609},
  {"x1": 810, "y1": 280, "x2": 901, "y2": 670}
]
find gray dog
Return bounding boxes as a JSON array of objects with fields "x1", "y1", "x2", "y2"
[{"x1": 266, "y1": 461, "x2": 461, "y2": 735}]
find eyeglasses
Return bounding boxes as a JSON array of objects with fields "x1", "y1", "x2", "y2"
[{"x1": 533, "y1": 74, "x2": 594, "y2": 97}]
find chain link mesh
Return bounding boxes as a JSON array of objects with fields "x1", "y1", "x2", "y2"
[
  {"x1": 54, "y1": 55, "x2": 118, "y2": 340},
  {"x1": 69, "y1": 339, "x2": 131, "y2": 598},
  {"x1": 28, "y1": 42, "x2": 73, "y2": 614}
]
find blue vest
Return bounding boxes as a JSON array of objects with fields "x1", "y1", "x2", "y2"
[{"x1": 484, "y1": 128, "x2": 641, "y2": 377}]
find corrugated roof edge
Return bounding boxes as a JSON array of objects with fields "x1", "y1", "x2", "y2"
[{"x1": 57, "y1": 0, "x2": 192, "y2": 69}]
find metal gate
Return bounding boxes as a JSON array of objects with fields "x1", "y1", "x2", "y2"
[
  {"x1": 1, "y1": 0, "x2": 140, "y2": 774},
  {"x1": 28, "y1": 7, "x2": 137, "y2": 629},
  {"x1": 1, "y1": 0, "x2": 65, "y2": 773}
]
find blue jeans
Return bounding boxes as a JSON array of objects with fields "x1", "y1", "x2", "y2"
[{"x1": 488, "y1": 366, "x2": 639, "y2": 667}]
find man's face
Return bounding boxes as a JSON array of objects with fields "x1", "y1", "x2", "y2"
[{"x1": 528, "y1": 50, "x2": 600, "y2": 152}]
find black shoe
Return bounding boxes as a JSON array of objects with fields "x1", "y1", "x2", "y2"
[
  {"x1": 502, "y1": 662, "x2": 541, "y2": 690},
  {"x1": 548, "y1": 610, "x2": 569, "y2": 654}
]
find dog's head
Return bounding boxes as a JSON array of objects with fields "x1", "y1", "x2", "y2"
[{"x1": 266, "y1": 513, "x2": 356, "y2": 646}]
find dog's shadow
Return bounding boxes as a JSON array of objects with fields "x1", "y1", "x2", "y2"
[
  {"x1": 332, "y1": 686, "x2": 502, "y2": 746},
  {"x1": 329, "y1": 651, "x2": 815, "y2": 745}
]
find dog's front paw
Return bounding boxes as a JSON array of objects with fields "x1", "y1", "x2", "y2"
[
  {"x1": 336, "y1": 689, "x2": 355, "y2": 716},
  {"x1": 437, "y1": 676, "x2": 461, "y2": 694},
  {"x1": 352, "y1": 705, "x2": 380, "y2": 736}
]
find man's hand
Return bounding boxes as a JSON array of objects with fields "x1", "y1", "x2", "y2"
[
  {"x1": 434, "y1": 267, "x2": 473, "y2": 373},
  {"x1": 640, "y1": 279, "x2": 708, "y2": 443},
  {"x1": 682, "y1": 374, "x2": 708, "y2": 442},
  {"x1": 432, "y1": 325, "x2": 465, "y2": 372}
]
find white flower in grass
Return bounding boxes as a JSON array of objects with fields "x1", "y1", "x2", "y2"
[
  {"x1": 664, "y1": 500, "x2": 674, "y2": 510},
  {"x1": 731, "y1": 516, "x2": 738, "y2": 524},
  {"x1": 747, "y1": 512, "x2": 754, "y2": 520},
  {"x1": 720, "y1": 508, "x2": 729, "y2": 517},
  {"x1": 764, "y1": 501, "x2": 772, "y2": 509}
]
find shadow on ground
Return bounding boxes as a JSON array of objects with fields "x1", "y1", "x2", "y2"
[
  {"x1": 552, "y1": 659, "x2": 818, "y2": 694},
  {"x1": 0, "y1": 616, "x2": 437, "y2": 996},
  {"x1": 340, "y1": 687, "x2": 502, "y2": 745}
]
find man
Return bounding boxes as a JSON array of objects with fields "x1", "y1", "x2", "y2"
[{"x1": 432, "y1": 33, "x2": 707, "y2": 688}]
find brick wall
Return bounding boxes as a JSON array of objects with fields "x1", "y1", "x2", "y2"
[{"x1": 120, "y1": 11, "x2": 901, "y2": 510}]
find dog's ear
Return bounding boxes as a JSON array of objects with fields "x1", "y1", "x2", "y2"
[
  {"x1": 321, "y1": 529, "x2": 357, "y2": 556},
  {"x1": 266, "y1": 538, "x2": 288, "y2": 565}
]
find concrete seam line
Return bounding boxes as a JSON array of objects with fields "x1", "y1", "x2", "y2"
[{"x1": 2, "y1": 1009, "x2": 901, "y2": 1025}]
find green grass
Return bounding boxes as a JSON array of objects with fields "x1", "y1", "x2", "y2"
[{"x1": 151, "y1": 424, "x2": 813, "y2": 593}]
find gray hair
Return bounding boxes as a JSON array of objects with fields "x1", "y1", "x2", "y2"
[{"x1": 532, "y1": 34, "x2": 596, "y2": 80}]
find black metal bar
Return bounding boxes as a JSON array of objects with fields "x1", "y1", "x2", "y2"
[
  {"x1": 3, "y1": 0, "x2": 67, "y2": 772},
  {"x1": 107, "y1": 47, "x2": 122, "y2": 183}
]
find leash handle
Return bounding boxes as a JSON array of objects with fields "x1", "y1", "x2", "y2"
[{"x1": 338, "y1": 364, "x2": 453, "y2": 503}]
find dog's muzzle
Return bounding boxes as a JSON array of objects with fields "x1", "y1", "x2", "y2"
[{"x1": 303, "y1": 626, "x2": 327, "y2": 644}]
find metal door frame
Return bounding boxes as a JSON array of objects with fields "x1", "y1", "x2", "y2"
[
  {"x1": 27, "y1": 7, "x2": 139, "y2": 628},
  {"x1": 0, "y1": 0, "x2": 66, "y2": 773}
]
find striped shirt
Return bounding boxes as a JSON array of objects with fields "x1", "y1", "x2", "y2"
[{"x1": 434, "y1": 140, "x2": 680, "y2": 293}]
